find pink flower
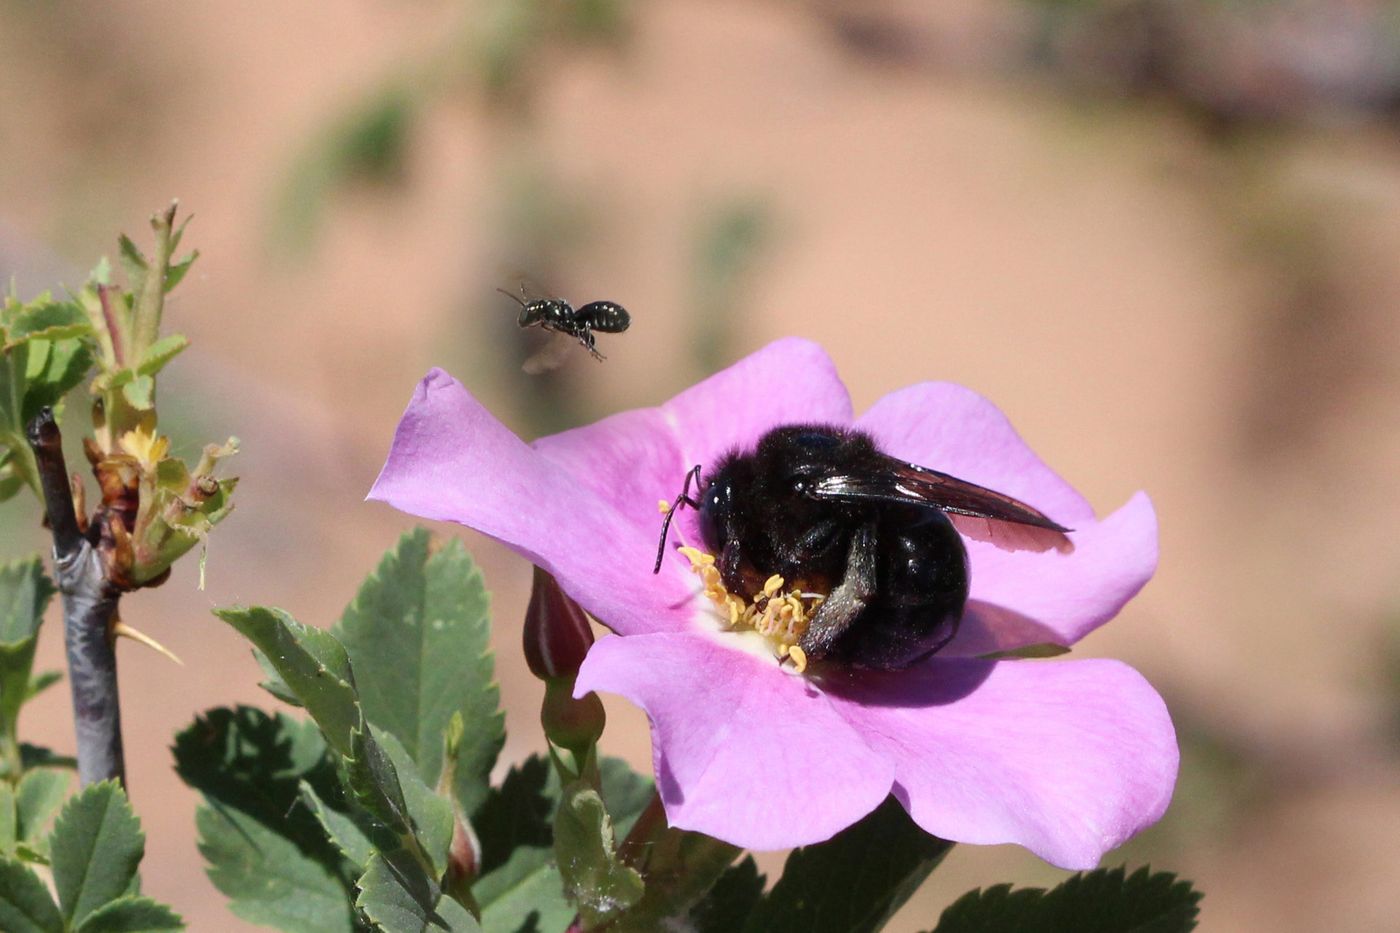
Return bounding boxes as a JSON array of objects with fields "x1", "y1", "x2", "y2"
[{"x1": 369, "y1": 338, "x2": 1177, "y2": 870}]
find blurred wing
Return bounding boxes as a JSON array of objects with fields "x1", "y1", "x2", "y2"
[
  {"x1": 495, "y1": 264, "x2": 564, "y2": 303},
  {"x1": 522, "y1": 333, "x2": 575, "y2": 374},
  {"x1": 812, "y1": 458, "x2": 1075, "y2": 554}
]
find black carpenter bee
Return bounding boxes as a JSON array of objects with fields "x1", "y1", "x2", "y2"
[
  {"x1": 497, "y1": 281, "x2": 630, "y2": 373},
  {"x1": 653, "y1": 424, "x2": 1074, "y2": 670}
]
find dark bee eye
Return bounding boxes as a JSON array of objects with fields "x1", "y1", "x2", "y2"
[{"x1": 698, "y1": 478, "x2": 730, "y2": 550}]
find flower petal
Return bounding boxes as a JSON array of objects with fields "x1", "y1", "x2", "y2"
[
  {"x1": 856, "y1": 383, "x2": 1158, "y2": 650},
  {"x1": 533, "y1": 406, "x2": 688, "y2": 584},
  {"x1": 662, "y1": 337, "x2": 853, "y2": 470},
  {"x1": 950, "y1": 492, "x2": 1159, "y2": 655},
  {"x1": 822, "y1": 657, "x2": 1178, "y2": 870},
  {"x1": 856, "y1": 382, "x2": 1092, "y2": 526},
  {"x1": 368, "y1": 369, "x2": 692, "y2": 635},
  {"x1": 539, "y1": 337, "x2": 855, "y2": 574},
  {"x1": 576, "y1": 632, "x2": 895, "y2": 850}
]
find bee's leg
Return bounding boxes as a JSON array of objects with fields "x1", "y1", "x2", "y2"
[
  {"x1": 798, "y1": 521, "x2": 878, "y2": 661},
  {"x1": 582, "y1": 331, "x2": 605, "y2": 362}
]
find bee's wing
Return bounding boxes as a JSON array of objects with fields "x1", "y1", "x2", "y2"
[
  {"x1": 812, "y1": 458, "x2": 1075, "y2": 554},
  {"x1": 521, "y1": 332, "x2": 575, "y2": 374},
  {"x1": 497, "y1": 267, "x2": 559, "y2": 304}
]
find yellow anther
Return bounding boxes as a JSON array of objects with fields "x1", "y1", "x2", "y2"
[
  {"x1": 658, "y1": 499, "x2": 673, "y2": 514},
  {"x1": 676, "y1": 546, "x2": 824, "y2": 672}
]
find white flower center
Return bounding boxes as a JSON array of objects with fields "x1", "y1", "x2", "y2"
[{"x1": 674, "y1": 546, "x2": 825, "y2": 674}]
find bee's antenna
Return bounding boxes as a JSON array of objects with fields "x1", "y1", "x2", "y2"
[
  {"x1": 496, "y1": 286, "x2": 525, "y2": 308},
  {"x1": 653, "y1": 465, "x2": 703, "y2": 574}
]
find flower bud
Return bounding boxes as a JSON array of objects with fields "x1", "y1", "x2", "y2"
[{"x1": 523, "y1": 566, "x2": 594, "y2": 681}]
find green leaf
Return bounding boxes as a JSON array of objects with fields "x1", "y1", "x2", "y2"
[
  {"x1": 553, "y1": 782, "x2": 643, "y2": 928},
  {"x1": 0, "y1": 857, "x2": 62, "y2": 932},
  {"x1": 25, "y1": 670, "x2": 62, "y2": 702},
  {"x1": 299, "y1": 781, "x2": 377, "y2": 871},
  {"x1": 173, "y1": 707, "x2": 354, "y2": 930},
  {"x1": 333, "y1": 530, "x2": 502, "y2": 814},
  {"x1": 74, "y1": 895, "x2": 184, "y2": 931},
  {"x1": 22, "y1": 339, "x2": 93, "y2": 425},
  {"x1": 475, "y1": 847, "x2": 572, "y2": 933},
  {"x1": 15, "y1": 768, "x2": 68, "y2": 846},
  {"x1": 50, "y1": 781, "x2": 145, "y2": 928},
  {"x1": 162, "y1": 252, "x2": 198, "y2": 294},
  {"x1": 0, "y1": 563, "x2": 43, "y2": 738},
  {"x1": 928, "y1": 866, "x2": 1203, "y2": 933},
  {"x1": 0, "y1": 557, "x2": 55, "y2": 646},
  {"x1": 196, "y1": 806, "x2": 353, "y2": 933},
  {"x1": 20, "y1": 745, "x2": 75, "y2": 771},
  {"x1": 473, "y1": 757, "x2": 554, "y2": 876},
  {"x1": 474, "y1": 754, "x2": 652, "y2": 879},
  {"x1": 742, "y1": 796, "x2": 952, "y2": 933},
  {"x1": 120, "y1": 375, "x2": 154, "y2": 411},
  {"x1": 117, "y1": 235, "x2": 149, "y2": 298},
  {"x1": 252, "y1": 649, "x2": 302, "y2": 707},
  {"x1": 214, "y1": 607, "x2": 358, "y2": 756},
  {"x1": 354, "y1": 850, "x2": 480, "y2": 933},
  {"x1": 0, "y1": 782, "x2": 16, "y2": 854},
  {"x1": 374, "y1": 728, "x2": 455, "y2": 879},
  {"x1": 692, "y1": 857, "x2": 765, "y2": 933},
  {"x1": 134, "y1": 334, "x2": 188, "y2": 378},
  {"x1": 3, "y1": 301, "x2": 92, "y2": 348}
]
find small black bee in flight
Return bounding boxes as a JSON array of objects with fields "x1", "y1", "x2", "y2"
[
  {"x1": 498, "y1": 281, "x2": 630, "y2": 373},
  {"x1": 654, "y1": 425, "x2": 1074, "y2": 671}
]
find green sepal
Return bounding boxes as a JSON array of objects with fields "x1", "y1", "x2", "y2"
[
  {"x1": 472, "y1": 756, "x2": 652, "y2": 933},
  {"x1": 553, "y1": 781, "x2": 643, "y2": 928}
]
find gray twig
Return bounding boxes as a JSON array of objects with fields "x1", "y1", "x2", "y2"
[{"x1": 27, "y1": 408, "x2": 125, "y2": 787}]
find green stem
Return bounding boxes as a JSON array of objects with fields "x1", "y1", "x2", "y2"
[{"x1": 131, "y1": 203, "x2": 177, "y2": 357}]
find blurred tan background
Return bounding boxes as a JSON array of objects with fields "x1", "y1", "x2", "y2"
[{"x1": 3, "y1": 0, "x2": 1400, "y2": 929}]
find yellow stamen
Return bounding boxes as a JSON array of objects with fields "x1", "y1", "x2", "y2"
[
  {"x1": 658, "y1": 499, "x2": 672, "y2": 514},
  {"x1": 118, "y1": 426, "x2": 170, "y2": 470},
  {"x1": 676, "y1": 547, "x2": 823, "y2": 671}
]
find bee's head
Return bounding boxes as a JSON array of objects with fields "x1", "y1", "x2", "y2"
[
  {"x1": 518, "y1": 300, "x2": 550, "y2": 327},
  {"x1": 697, "y1": 463, "x2": 736, "y2": 553}
]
